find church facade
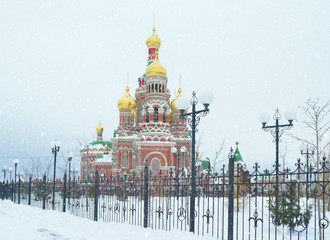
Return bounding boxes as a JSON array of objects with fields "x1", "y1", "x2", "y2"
[{"x1": 80, "y1": 25, "x2": 192, "y2": 179}]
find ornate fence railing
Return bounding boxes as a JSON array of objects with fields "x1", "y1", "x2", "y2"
[{"x1": 1, "y1": 156, "x2": 330, "y2": 239}]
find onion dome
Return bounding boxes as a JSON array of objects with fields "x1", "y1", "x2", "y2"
[
  {"x1": 104, "y1": 143, "x2": 109, "y2": 150},
  {"x1": 170, "y1": 88, "x2": 183, "y2": 111},
  {"x1": 145, "y1": 51, "x2": 167, "y2": 76},
  {"x1": 146, "y1": 27, "x2": 161, "y2": 48},
  {"x1": 196, "y1": 149, "x2": 200, "y2": 158},
  {"x1": 96, "y1": 123, "x2": 104, "y2": 132},
  {"x1": 118, "y1": 86, "x2": 137, "y2": 110}
]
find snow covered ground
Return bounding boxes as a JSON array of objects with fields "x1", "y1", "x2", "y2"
[{"x1": 0, "y1": 200, "x2": 213, "y2": 240}]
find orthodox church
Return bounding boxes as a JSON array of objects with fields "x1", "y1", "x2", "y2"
[{"x1": 80, "y1": 24, "x2": 192, "y2": 179}]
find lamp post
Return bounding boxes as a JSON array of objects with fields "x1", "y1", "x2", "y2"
[
  {"x1": 2, "y1": 166, "x2": 7, "y2": 182},
  {"x1": 176, "y1": 90, "x2": 213, "y2": 233},
  {"x1": 51, "y1": 140, "x2": 61, "y2": 210},
  {"x1": 8, "y1": 167, "x2": 13, "y2": 182},
  {"x1": 259, "y1": 109, "x2": 294, "y2": 229},
  {"x1": 18, "y1": 172, "x2": 23, "y2": 204},
  {"x1": 13, "y1": 159, "x2": 19, "y2": 202},
  {"x1": 67, "y1": 152, "x2": 73, "y2": 206},
  {"x1": 171, "y1": 146, "x2": 186, "y2": 176}
]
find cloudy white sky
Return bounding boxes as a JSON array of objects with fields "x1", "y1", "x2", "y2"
[{"x1": 0, "y1": 0, "x2": 329, "y2": 175}]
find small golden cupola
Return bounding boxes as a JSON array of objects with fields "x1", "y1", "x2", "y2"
[
  {"x1": 96, "y1": 122, "x2": 104, "y2": 132},
  {"x1": 145, "y1": 51, "x2": 167, "y2": 76},
  {"x1": 171, "y1": 76, "x2": 184, "y2": 111},
  {"x1": 117, "y1": 86, "x2": 137, "y2": 110},
  {"x1": 170, "y1": 88, "x2": 183, "y2": 111},
  {"x1": 146, "y1": 27, "x2": 161, "y2": 48}
]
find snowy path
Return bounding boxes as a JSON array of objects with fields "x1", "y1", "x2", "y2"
[{"x1": 0, "y1": 200, "x2": 212, "y2": 240}]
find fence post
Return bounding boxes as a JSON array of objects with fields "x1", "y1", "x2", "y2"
[
  {"x1": 63, "y1": 172, "x2": 67, "y2": 212},
  {"x1": 28, "y1": 175, "x2": 32, "y2": 205},
  {"x1": 11, "y1": 180, "x2": 14, "y2": 201},
  {"x1": 5, "y1": 181, "x2": 9, "y2": 200},
  {"x1": 42, "y1": 175, "x2": 46, "y2": 210},
  {"x1": 0, "y1": 182, "x2": 2, "y2": 200},
  {"x1": 18, "y1": 177, "x2": 21, "y2": 204},
  {"x1": 143, "y1": 160, "x2": 149, "y2": 228},
  {"x1": 228, "y1": 147, "x2": 234, "y2": 240},
  {"x1": 94, "y1": 169, "x2": 99, "y2": 221}
]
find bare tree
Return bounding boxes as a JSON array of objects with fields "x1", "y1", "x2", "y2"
[
  {"x1": 21, "y1": 157, "x2": 53, "y2": 179},
  {"x1": 212, "y1": 138, "x2": 226, "y2": 171},
  {"x1": 196, "y1": 131, "x2": 225, "y2": 173},
  {"x1": 196, "y1": 131, "x2": 205, "y2": 156},
  {"x1": 279, "y1": 141, "x2": 290, "y2": 171},
  {"x1": 45, "y1": 157, "x2": 53, "y2": 180},
  {"x1": 289, "y1": 98, "x2": 330, "y2": 240},
  {"x1": 290, "y1": 99, "x2": 330, "y2": 165}
]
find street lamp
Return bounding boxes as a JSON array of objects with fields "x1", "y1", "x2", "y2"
[
  {"x1": 259, "y1": 109, "x2": 294, "y2": 227},
  {"x1": 67, "y1": 152, "x2": 74, "y2": 206},
  {"x1": 51, "y1": 140, "x2": 61, "y2": 210},
  {"x1": 18, "y1": 172, "x2": 23, "y2": 204},
  {"x1": 13, "y1": 159, "x2": 19, "y2": 202},
  {"x1": 176, "y1": 90, "x2": 213, "y2": 233},
  {"x1": 8, "y1": 167, "x2": 13, "y2": 182},
  {"x1": 2, "y1": 165, "x2": 7, "y2": 182},
  {"x1": 171, "y1": 146, "x2": 186, "y2": 176}
]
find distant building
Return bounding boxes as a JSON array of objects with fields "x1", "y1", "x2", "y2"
[{"x1": 196, "y1": 150, "x2": 212, "y2": 176}]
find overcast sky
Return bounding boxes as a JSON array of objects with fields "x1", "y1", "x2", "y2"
[{"x1": 0, "y1": 0, "x2": 329, "y2": 176}]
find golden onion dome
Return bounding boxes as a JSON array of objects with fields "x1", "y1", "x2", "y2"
[
  {"x1": 118, "y1": 86, "x2": 137, "y2": 110},
  {"x1": 105, "y1": 143, "x2": 109, "y2": 149},
  {"x1": 146, "y1": 27, "x2": 161, "y2": 48},
  {"x1": 96, "y1": 122, "x2": 104, "y2": 132},
  {"x1": 145, "y1": 51, "x2": 167, "y2": 76},
  {"x1": 170, "y1": 88, "x2": 183, "y2": 111}
]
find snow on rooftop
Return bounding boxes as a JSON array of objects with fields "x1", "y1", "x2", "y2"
[{"x1": 95, "y1": 154, "x2": 112, "y2": 163}]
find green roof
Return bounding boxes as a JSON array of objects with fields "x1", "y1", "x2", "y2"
[
  {"x1": 89, "y1": 140, "x2": 112, "y2": 149},
  {"x1": 234, "y1": 148, "x2": 243, "y2": 162},
  {"x1": 198, "y1": 157, "x2": 211, "y2": 170},
  {"x1": 202, "y1": 160, "x2": 211, "y2": 170}
]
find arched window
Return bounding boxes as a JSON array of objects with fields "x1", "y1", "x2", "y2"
[
  {"x1": 152, "y1": 84, "x2": 154, "y2": 92},
  {"x1": 151, "y1": 158, "x2": 161, "y2": 176},
  {"x1": 154, "y1": 108, "x2": 158, "y2": 122},
  {"x1": 155, "y1": 84, "x2": 158, "y2": 92},
  {"x1": 163, "y1": 111, "x2": 166, "y2": 123},
  {"x1": 146, "y1": 110, "x2": 149, "y2": 123}
]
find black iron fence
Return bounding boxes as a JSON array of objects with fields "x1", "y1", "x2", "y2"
[{"x1": 1, "y1": 154, "x2": 330, "y2": 240}]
